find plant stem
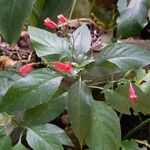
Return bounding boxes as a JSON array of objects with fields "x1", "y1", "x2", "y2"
[
  {"x1": 135, "y1": 139, "x2": 150, "y2": 148},
  {"x1": 123, "y1": 118, "x2": 150, "y2": 140},
  {"x1": 69, "y1": 0, "x2": 77, "y2": 20},
  {"x1": 88, "y1": 85, "x2": 103, "y2": 90}
]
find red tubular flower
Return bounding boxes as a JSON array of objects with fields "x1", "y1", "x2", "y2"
[
  {"x1": 17, "y1": 64, "x2": 33, "y2": 75},
  {"x1": 128, "y1": 83, "x2": 138, "y2": 101},
  {"x1": 43, "y1": 17, "x2": 57, "y2": 29},
  {"x1": 57, "y1": 14, "x2": 67, "y2": 23},
  {"x1": 51, "y1": 61, "x2": 72, "y2": 73}
]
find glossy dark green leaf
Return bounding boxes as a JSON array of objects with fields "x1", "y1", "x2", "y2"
[
  {"x1": 0, "y1": 135, "x2": 12, "y2": 150},
  {"x1": 86, "y1": 60, "x2": 120, "y2": 77},
  {"x1": 0, "y1": 69, "x2": 63, "y2": 112},
  {"x1": 86, "y1": 101, "x2": 121, "y2": 150},
  {"x1": 70, "y1": 25, "x2": 91, "y2": 56},
  {"x1": 28, "y1": 26, "x2": 70, "y2": 57},
  {"x1": 117, "y1": 0, "x2": 148, "y2": 37},
  {"x1": 104, "y1": 82, "x2": 150, "y2": 114},
  {"x1": 67, "y1": 79, "x2": 92, "y2": 147},
  {"x1": 24, "y1": 93, "x2": 67, "y2": 126},
  {"x1": 26, "y1": 124, "x2": 72, "y2": 150},
  {"x1": 0, "y1": 0, "x2": 34, "y2": 43},
  {"x1": 94, "y1": 43, "x2": 150, "y2": 72}
]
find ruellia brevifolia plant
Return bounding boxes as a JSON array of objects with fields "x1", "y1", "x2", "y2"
[{"x1": 0, "y1": 14, "x2": 150, "y2": 150}]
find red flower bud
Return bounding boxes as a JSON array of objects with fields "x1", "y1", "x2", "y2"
[
  {"x1": 51, "y1": 61, "x2": 72, "y2": 73},
  {"x1": 128, "y1": 83, "x2": 138, "y2": 101},
  {"x1": 57, "y1": 14, "x2": 67, "y2": 23},
  {"x1": 17, "y1": 64, "x2": 33, "y2": 75},
  {"x1": 44, "y1": 17, "x2": 57, "y2": 29}
]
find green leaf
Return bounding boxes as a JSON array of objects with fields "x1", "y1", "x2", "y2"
[
  {"x1": 90, "y1": 5, "x2": 112, "y2": 28},
  {"x1": 86, "y1": 101, "x2": 121, "y2": 150},
  {"x1": 0, "y1": 135, "x2": 12, "y2": 150},
  {"x1": 28, "y1": 0, "x2": 46, "y2": 26},
  {"x1": 0, "y1": 126, "x2": 6, "y2": 138},
  {"x1": 28, "y1": 26, "x2": 69, "y2": 57},
  {"x1": 24, "y1": 93, "x2": 67, "y2": 126},
  {"x1": 67, "y1": 79, "x2": 92, "y2": 147},
  {"x1": 0, "y1": 69, "x2": 63, "y2": 113},
  {"x1": 36, "y1": 0, "x2": 73, "y2": 27},
  {"x1": 96, "y1": 43, "x2": 150, "y2": 71},
  {"x1": 70, "y1": 25, "x2": 92, "y2": 55},
  {"x1": 26, "y1": 124, "x2": 72, "y2": 150},
  {"x1": 121, "y1": 140, "x2": 139, "y2": 150},
  {"x1": 0, "y1": 71, "x2": 22, "y2": 103},
  {"x1": 104, "y1": 82, "x2": 150, "y2": 114},
  {"x1": 86, "y1": 60, "x2": 120, "y2": 77},
  {"x1": 135, "y1": 70, "x2": 150, "y2": 94},
  {"x1": 12, "y1": 140, "x2": 26, "y2": 150},
  {"x1": 0, "y1": 0, "x2": 34, "y2": 43},
  {"x1": 117, "y1": 0, "x2": 148, "y2": 37},
  {"x1": 117, "y1": 0, "x2": 127, "y2": 12}
]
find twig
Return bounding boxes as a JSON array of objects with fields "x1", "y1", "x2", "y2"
[
  {"x1": 69, "y1": 0, "x2": 77, "y2": 20},
  {"x1": 0, "y1": 46, "x2": 12, "y2": 54},
  {"x1": 135, "y1": 139, "x2": 150, "y2": 148},
  {"x1": 27, "y1": 51, "x2": 33, "y2": 62}
]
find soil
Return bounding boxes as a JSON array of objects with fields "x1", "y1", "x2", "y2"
[{"x1": 0, "y1": 19, "x2": 150, "y2": 150}]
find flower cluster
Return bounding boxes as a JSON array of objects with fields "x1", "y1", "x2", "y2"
[
  {"x1": 51, "y1": 61, "x2": 72, "y2": 73},
  {"x1": 43, "y1": 14, "x2": 72, "y2": 74},
  {"x1": 17, "y1": 63, "x2": 33, "y2": 75},
  {"x1": 44, "y1": 14, "x2": 67, "y2": 29}
]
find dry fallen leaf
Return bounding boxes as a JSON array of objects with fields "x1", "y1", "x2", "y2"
[{"x1": 0, "y1": 56, "x2": 16, "y2": 70}]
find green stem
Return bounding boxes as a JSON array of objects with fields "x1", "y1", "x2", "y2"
[
  {"x1": 88, "y1": 86, "x2": 103, "y2": 90},
  {"x1": 69, "y1": 0, "x2": 77, "y2": 20},
  {"x1": 89, "y1": 0, "x2": 96, "y2": 12},
  {"x1": 123, "y1": 118, "x2": 150, "y2": 140},
  {"x1": 111, "y1": 4, "x2": 118, "y2": 41},
  {"x1": 119, "y1": 113, "x2": 122, "y2": 120}
]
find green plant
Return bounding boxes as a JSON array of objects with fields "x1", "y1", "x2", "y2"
[
  {"x1": 0, "y1": 12, "x2": 150, "y2": 149},
  {"x1": 0, "y1": 0, "x2": 73, "y2": 44},
  {"x1": 117, "y1": 0, "x2": 149, "y2": 38}
]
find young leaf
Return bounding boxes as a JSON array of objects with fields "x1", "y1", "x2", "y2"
[
  {"x1": 0, "y1": 0, "x2": 34, "y2": 43},
  {"x1": 117, "y1": 0, "x2": 148, "y2": 37},
  {"x1": 0, "y1": 69, "x2": 63, "y2": 113},
  {"x1": 86, "y1": 101, "x2": 121, "y2": 150},
  {"x1": 26, "y1": 124, "x2": 72, "y2": 150},
  {"x1": 70, "y1": 25, "x2": 91, "y2": 55},
  {"x1": 121, "y1": 140, "x2": 139, "y2": 150},
  {"x1": 104, "y1": 83, "x2": 150, "y2": 114},
  {"x1": 28, "y1": 26, "x2": 69, "y2": 57},
  {"x1": 67, "y1": 79, "x2": 92, "y2": 147},
  {"x1": 0, "y1": 135, "x2": 12, "y2": 150},
  {"x1": 24, "y1": 93, "x2": 67, "y2": 126}
]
